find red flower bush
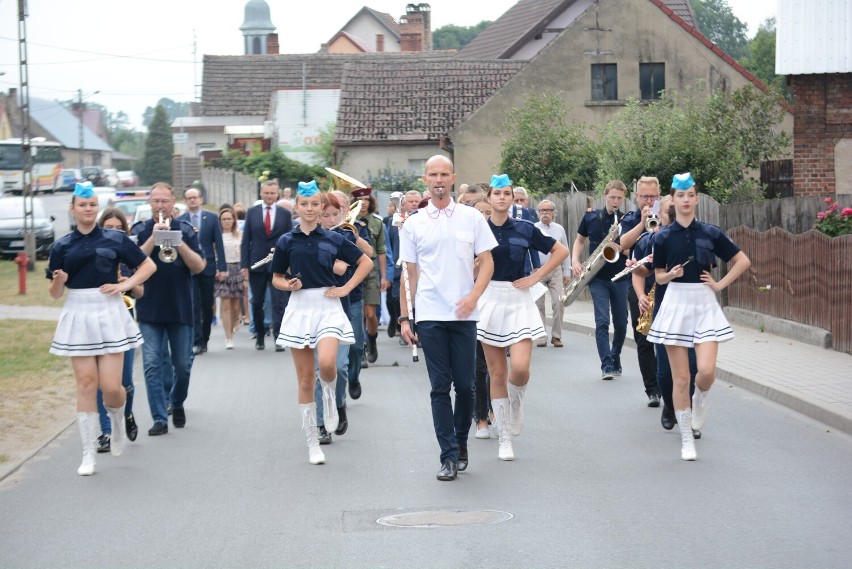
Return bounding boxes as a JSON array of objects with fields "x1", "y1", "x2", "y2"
[{"x1": 815, "y1": 197, "x2": 852, "y2": 237}]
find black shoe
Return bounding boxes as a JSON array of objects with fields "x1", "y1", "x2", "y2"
[
  {"x1": 458, "y1": 444, "x2": 469, "y2": 472},
  {"x1": 148, "y1": 421, "x2": 168, "y2": 436},
  {"x1": 693, "y1": 429, "x2": 702, "y2": 439},
  {"x1": 125, "y1": 414, "x2": 139, "y2": 442},
  {"x1": 318, "y1": 425, "x2": 332, "y2": 445},
  {"x1": 192, "y1": 345, "x2": 204, "y2": 355},
  {"x1": 387, "y1": 324, "x2": 396, "y2": 338},
  {"x1": 201, "y1": 345, "x2": 208, "y2": 353},
  {"x1": 172, "y1": 407, "x2": 186, "y2": 428},
  {"x1": 648, "y1": 393, "x2": 661, "y2": 408},
  {"x1": 255, "y1": 340, "x2": 265, "y2": 350},
  {"x1": 660, "y1": 405, "x2": 675, "y2": 430},
  {"x1": 335, "y1": 405, "x2": 348, "y2": 435},
  {"x1": 612, "y1": 355, "x2": 622, "y2": 376},
  {"x1": 275, "y1": 345, "x2": 286, "y2": 352},
  {"x1": 366, "y1": 334, "x2": 378, "y2": 363},
  {"x1": 436, "y1": 460, "x2": 458, "y2": 481},
  {"x1": 250, "y1": 331, "x2": 257, "y2": 339},
  {"x1": 97, "y1": 434, "x2": 111, "y2": 453},
  {"x1": 348, "y1": 381, "x2": 362, "y2": 400}
]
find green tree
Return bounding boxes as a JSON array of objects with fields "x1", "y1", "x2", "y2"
[
  {"x1": 140, "y1": 105, "x2": 173, "y2": 185},
  {"x1": 691, "y1": 0, "x2": 749, "y2": 61},
  {"x1": 741, "y1": 18, "x2": 787, "y2": 96},
  {"x1": 499, "y1": 92, "x2": 598, "y2": 194},
  {"x1": 366, "y1": 166, "x2": 427, "y2": 194},
  {"x1": 142, "y1": 98, "x2": 191, "y2": 128},
  {"x1": 595, "y1": 83, "x2": 790, "y2": 203},
  {"x1": 432, "y1": 21, "x2": 491, "y2": 50},
  {"x1": 315, "y1": 122, "x2": 340, "y2": 168}
]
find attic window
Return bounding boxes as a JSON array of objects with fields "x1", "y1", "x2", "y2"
[{"x1": 591, "y1": 64, "x2": 617, "y2": 101}]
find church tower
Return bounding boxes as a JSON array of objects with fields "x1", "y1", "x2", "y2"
[{"x1": 241, "y1": 0, "x2": 277, "y2": 55}]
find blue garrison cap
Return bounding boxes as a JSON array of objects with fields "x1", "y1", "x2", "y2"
[
  {"x1": 490, "y1": 174, "x2": 512, "y2": 189},
  {"x1": 296, "y1": 180, "x2": 319, "y2": 197},
  {"x1": 73, "y1": 181, "x2": 95, "y2": 198},
  {"x1": 671, "y1": 172, "x2": 695, "y2": 191}
]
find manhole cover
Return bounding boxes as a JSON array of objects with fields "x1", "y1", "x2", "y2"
[{"x1": 376, "y1": 510, "x2": 513, "y2": 528}]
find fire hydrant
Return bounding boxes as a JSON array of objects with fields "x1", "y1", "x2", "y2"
[{"x1": 14, "y1": 251, "x2": 29, "y2": 295}]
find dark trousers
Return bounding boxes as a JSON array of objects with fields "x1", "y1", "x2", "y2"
[
  {"x1": 192, "y1": 273, "x2": 215, "y2": 348},
  {"x1": 248, "y1": 270, "x2": 287, "y2": 342},
  {"x1": 473, "y1": 340, "x2": 490, "y2": 422},
  {"x1": 387, "y1": 279, "x2": 401, "y2": 334},
  {"x1": 417, "y1": 320, "x2": 476, "y2": 464},
  {"x1": 655, "y1": 343, "x2": 698, "y2": 411},
  {"x1": 628, "y1": 286, "x2": 660, "y2": 396},
  {"x1": 588, "y1": 278, "x2": 628, "y2": 371}
]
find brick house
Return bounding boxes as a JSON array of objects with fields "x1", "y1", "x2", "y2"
[{"x1": 776, "y1": 0, "x2": 852, "y2": 196}]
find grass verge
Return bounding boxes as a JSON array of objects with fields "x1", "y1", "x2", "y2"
[{"x1": 0, "y1": 259, "x2": 64, "y2": 308}]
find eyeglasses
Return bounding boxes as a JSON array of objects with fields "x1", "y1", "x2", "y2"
[
  {"x1": 538, "y1": 209, "x2": 554, "y2": 213},
  {"x1": 637, "y1": 195, "x2": 658, "y2": 201}
]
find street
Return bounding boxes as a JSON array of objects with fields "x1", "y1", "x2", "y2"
[{"x1": 1, "y1": 322, "x2": 851, "y2": 568}]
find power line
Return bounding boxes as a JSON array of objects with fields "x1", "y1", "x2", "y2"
[{"x1": 0, "y1": 35, "x2": 195, "y2": 64}]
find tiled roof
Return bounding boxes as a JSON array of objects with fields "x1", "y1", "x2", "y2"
[
  {"x1": 201, "y1": 53, "x2": 451, "y2": 116},
  {"x1": 458, "y1": 0, "x2": 698, "y2": 59},
  {"x1": 27, "y1": 96, "x2": 112, "y2": 151},
  {"x1": 335, "y1": 58, "x2": 525, "y2": 144},
  {"x1": 364, "y1": 7, "x2": 401, "y2": 38}
]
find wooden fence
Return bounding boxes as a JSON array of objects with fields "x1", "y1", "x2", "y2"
[
  {"x1": 727, "y1": 228, "x2": 852, "y2": 354},
  {"x1": 200, "y1": 167, "x2": 258, "y2": 209}
]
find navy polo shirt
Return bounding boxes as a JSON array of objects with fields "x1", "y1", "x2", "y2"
[
  {"x1": 488, "y1": 217, "x2": 556, "y2": 282},
  {"x1": 652, "y1": 219, "x2": 740, "y2": 283},
  {"x1": 130, "y1": 217, "x2": 202, "y2": 325},
  {"x1": 632, "y1": 230, "x2": 657, "y2": 294},
  {"x1": 334, "y1": 228, "x2": 362, "y2": 317},
  {"x1": 270, "y1": 226, "x2": 363, "y2": 289},
  {"x1": 577, "y1": 208, "x2": 627, "y2": 280},
  {"x1": 48, "y1": 226, "x2": 147, "y2": 289}
]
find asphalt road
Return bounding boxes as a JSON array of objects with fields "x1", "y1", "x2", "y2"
[{"x1": 2, "y1": 325, "x2": 851, "y2": 569}]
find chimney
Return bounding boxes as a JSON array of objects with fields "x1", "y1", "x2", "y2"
[
  {"x1": 376, "y1": 34, "x2": 385, "y2": 53},
  {"x1": 267, "y1": 33, "x2": 279, "y2": 55},
  {"x1": 400, "y1": 32, "x2": 421, "y2": 52},
  {"x1": 403, "y1": 4, "x2": 431, "y2": 52}
]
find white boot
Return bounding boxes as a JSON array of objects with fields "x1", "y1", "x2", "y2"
[
  {"x1": 493, "y1": 398, "x2": 514, "y2": 461},
  {"x1": 76, "y1": 412, "x2": 99, "y2": 476},
  {"x1": 676, "y1": 409, "x2": 697, "y2": 461},
  {"x1": 691, "y1": 387, "x2": 708, "y2": 429},
  {"x1": 105, "y1": 403, "x2": 126, "y2": 457},
  {"x1": 320, "y1": 379, "x2": 339, "y2": 433},
  {"x1": 300, "y1": 403, "x2": 325, "y2": 465},
  {"x1": 507, "y1": 383, "x2": 527, "y2": 436}
]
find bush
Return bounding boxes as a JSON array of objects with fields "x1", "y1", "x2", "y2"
[
  {"x1": 815, "y1": 197, "x2": 852, "y2": 237},
  {"x1": 366, "y1": 166, "x2": 427, "y2": 194}
]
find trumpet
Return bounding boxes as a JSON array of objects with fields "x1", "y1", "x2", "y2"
[
  {"x1": 330, "y1": 199, "x2": 362, "y2": 233},
  {"x1": 611, "y1": 254, "x2": 653, "y2": 282},
  {"x1": 645, "y1": 214, "x2": 660, "y2": 232},
  {"x1": 157, "y1": 211, "x2": 177, "y2": 263}
]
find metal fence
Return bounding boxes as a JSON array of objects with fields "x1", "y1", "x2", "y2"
[{"x1": 200, "y1": 167, "x2": 258, "y2": 209}]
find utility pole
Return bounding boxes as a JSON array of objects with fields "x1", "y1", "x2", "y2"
[
  {"x1": 18, "y1": 0, "x2": 35, "y2": 270},
  {"x1": 78, "y1": 88, "x2": 84, "y2": 170}
]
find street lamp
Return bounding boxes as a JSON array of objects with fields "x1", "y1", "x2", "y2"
[{"x1": 77, "y1": 89, "x2": 100, "y2": 170}]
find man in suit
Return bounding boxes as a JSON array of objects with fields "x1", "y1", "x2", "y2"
[
  {"x1": 181, "y1": 187, "x2": 227, "y2": 355},
  {"x1": 241, "y1": 180, "x2": 293, "y2": 351}
]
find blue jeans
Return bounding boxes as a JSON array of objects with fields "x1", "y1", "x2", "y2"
[
  {"x1": 347, "y1": 300, "x2": 365, "y2": 386},
  {"x1": 314, "y1": 343, "x2": 350, "y2": 427},
  {"x1": 417, "y1": 320, "x2": 477, "y2": 464},
  {"x1": 588, "y1": 278, "x2": 628, "y2": 372},
  {"x1": 655, "y1": 343, "x2": 698, "y2": 411},
  {"x1": 139, "y1": 322, "x2": 194, "y2": 424},
  {"x1": 96, "y1": 349, "x2": 136, "y2": 434}
]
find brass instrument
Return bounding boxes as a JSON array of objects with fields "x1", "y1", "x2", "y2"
[
  {"x1": 118, "y1": 266, "x2": 135, "y2": 310},
  {"x1": 325, "y1": 167, "x2": 367, "y2": 194},
  {"x1": 157, "y1": 211, "x2": 177, "y2": 263},
  {"x1": 560, "y1": 214, "x2": 621, "y2": 306},
  {"x1": 636, "y1": 284, "x2": 655, "y2": 335},
  {"x1": 645, "y1": 214, "x2": 660, "y2": 232},
  {"x1": 330, "y1": 199, "x2": 362, "y2": 233}
]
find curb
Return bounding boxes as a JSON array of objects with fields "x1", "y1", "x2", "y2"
[{"x1": 0, "y1": 419, "x2": 75, "y2": 483}]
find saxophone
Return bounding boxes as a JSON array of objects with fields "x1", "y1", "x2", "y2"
[
  {"x1": 560, "y1": 214, "x2": 622, "y2": 306},
  {"x1": 636, "y1": 284, "x2": 655, "y2": 335}
]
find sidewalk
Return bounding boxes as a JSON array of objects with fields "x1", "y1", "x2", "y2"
[{"x1": 561, "y1": 300, "x2": 852, "y2": 436}]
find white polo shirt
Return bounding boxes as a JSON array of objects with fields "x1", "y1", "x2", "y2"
[{"x1": 399, "y1": 200, "x2": 497, "y2": 322}]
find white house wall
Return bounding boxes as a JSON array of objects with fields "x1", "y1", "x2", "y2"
[
  {"x1": 338, "y1": 144, "x2": 448, "y2": 184},
  {"x1": 345, "y1": 13, "x2": 401, "y2": 52},
  {"x1": 777, "y1": 0, "x2": 852, "y2": 74},
  {"x1": 511, "y1": 0, "x2": 596, "y2": 60},
  {"x1": 274, "y1": 88, "x2": 340, "y2": 165}
]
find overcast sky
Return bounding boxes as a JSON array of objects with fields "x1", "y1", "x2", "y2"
[{"x1": 0, "y1": 0, "x2": 776, "y2": 131}]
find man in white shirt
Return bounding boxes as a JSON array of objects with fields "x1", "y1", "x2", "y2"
[
  {"x1": 534, "y1": 200, "x2": 571, "y2": 348},
  {"x1": 399, "y1": 155, "x2": 497, "y2": 482}
]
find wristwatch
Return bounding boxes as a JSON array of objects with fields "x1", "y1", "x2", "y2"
[{"x1": 397, "y1": 316, "x2": 410, "y2": 324}]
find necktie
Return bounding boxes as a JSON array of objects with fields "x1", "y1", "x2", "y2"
[
  {"x1": 192, "y1": 213, "x2": 199, "y2": 230},
  {"x1": 264, "y1": 206, "x2": 271, "y2": 237}
]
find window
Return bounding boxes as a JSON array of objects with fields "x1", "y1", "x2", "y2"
[
  {"x1": 640, "y1": 63, "x2": 665, "y2": 100},
  {"x1": 591, "y1": 64, "x2": 618, "y2": 101}
]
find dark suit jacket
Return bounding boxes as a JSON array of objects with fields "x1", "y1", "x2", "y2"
[
  {"x1": 241, "y1": 203, "x2": 293, "y2": 271},
  {"x1": 179, "y1": 209, "x2": 227, "y2": 277}
]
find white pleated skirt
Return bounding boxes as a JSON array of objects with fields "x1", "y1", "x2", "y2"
[
  {"x1": 476, "y1": 281, "x2": 546, "y2": 347},
  {"x1": 648, "y1": 282, "x2": 734, "y2": 348},
  {"x1": 276, "y1": 288, "x2": 354, "y2": 349},
  {"x1": 50, "y1": 288, "x2": 143, "y2": 356}
]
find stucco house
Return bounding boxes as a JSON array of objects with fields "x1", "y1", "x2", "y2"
[{"x1": 448, "y1": 0, "x2": 793, "y2": 186}]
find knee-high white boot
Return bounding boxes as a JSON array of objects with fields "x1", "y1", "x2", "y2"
[
  {"x1": 300, "y1": 403, "x2": 325, "y2": 465},
  {"x1": 676, "y1": 409, "x2": 697, "y2": 461},
  {"x1": 492, "y1": 398, "x2": 514, "y2": 461},
  {"x1": 105, "y1": 403, "x2": 126, "y2": 457},
  {"x1": 76, "y1": 412, "x2": 99, "y2": 476},
  {"x1": 507, "y1": 383, "x2": 527, "y2": 436},
  {"x1": 320, "y1": 379, "x2": 339, "y2": 433}
]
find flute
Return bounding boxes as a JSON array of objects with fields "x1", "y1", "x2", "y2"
[
  {"x1": 250, "y1": 248, "x2": 275, "y2": 270},
  {"x1": 611, "y1": 254, "x2": 653, "y2": 281}
]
